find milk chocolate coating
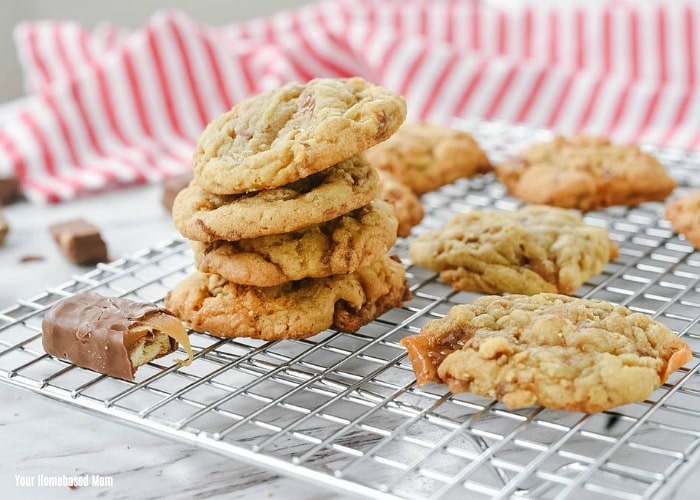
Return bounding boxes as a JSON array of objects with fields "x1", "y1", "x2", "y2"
[
  {"x1": 41, "y1": 292, "x2": 177, "y2": 380},
  {"x1": 162, "y1": 172, "x2": 193, "y2": 213},
  {"x1": 0, "y1": 210, "x2": 8, "y2": 246},
  {"x1": 49, "y1": 218, "x2": 108, "y2": 265},
  {"x1": 0, "y1": 175, "x2": 20, "y2": 205}
]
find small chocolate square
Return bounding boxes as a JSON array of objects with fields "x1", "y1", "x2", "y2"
[
  {"x1": 50, "y1": 219, "x2": 108, "y2": 265},
  {"x1": 0, "y1": 209, "x2": 8, "y2": 246},
  {"x1": 162, "y1": 172, "x2": 193, "y2": 212},
  {"x1": 0, "y1": 175, "x2": 21, "y2": 205}
]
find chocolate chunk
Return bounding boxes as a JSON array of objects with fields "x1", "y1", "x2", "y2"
[
  {"x1": 0, "y1": 175, "x2": 20, "y2": 205},
  {"x1": 161, "y1": 172, "x2": 193, "y2": 213},
  {"x1": 49, "y1": 218, "x2": 108, "y2": 265},
  {"x1": 0, "y1": 209, "x2": 8, "y2": 246},
  {"x1": 41, "y1": 292, "x2": 193, "y2": 380},
  {"x1": 19, "y1": 254, "x2": 45, "y2": 263}
]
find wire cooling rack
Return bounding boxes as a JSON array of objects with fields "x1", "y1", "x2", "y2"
[{"x1": 2, "y1": 119, "x2": 700, "y2": 499}]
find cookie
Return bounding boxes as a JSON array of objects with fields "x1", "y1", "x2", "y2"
[
  {"x1": 164, "y1": 255, "x2": 410, "y2": 340},
  {"x1": 191, "y1": 200, "x2": 398, "y2": 286},
  {"x1": 664, "y1": 190, "x2": 700, "y2": 250},
  {"x1": 364, "y1": 123, "x2": 491, "y2": 195},
  {"x1": 173, "y1": 156, "x2": 379, "y2": 242},
  {"x1": 401, "y1": 293, "x2": 692, "y2": 413},
  {"x1": 193, "y1": 77, "x2": 406, "y2": 195},
  {"x1": 377, "y1": 170, "x2": 424, "y2": 237},
  {"x1": 495, "y1": 135, "x2": 676, "y2": 211},
  {"x1": 409, "y1": 205, "x2": 619, "y2": 295}
]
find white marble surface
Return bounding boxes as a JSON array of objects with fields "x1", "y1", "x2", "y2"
[{"x1": 0, "y1": 389, "x2": 342, "y2": 500}]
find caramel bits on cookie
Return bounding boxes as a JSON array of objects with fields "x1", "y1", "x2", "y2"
[
  {"x1": 377, "y1": 170, "x2": 424, "y2": 237},
  {"x1": 401, "y1": 293, "x2": 691, "y2": 413},
  {"x1": 364, "y1": 122, "x2": 491, "y2": 195},
  {"x1": 665, "y1": 190, "x2": 700, "y2": 250},
  {"x1": 409, "y1": 205, "x2": 618, "y2": 295},
  {"x1": 191, "y1": 200, "x2": 398, "y2": 287},
  {"x1": 193, "y1": 77, "x2": 406, "y2": 195},
  {"x1": 495, "y1": 135, "x2": 676, "y2": 211},
  {"x1": 165, "y1": 256, "x2": 409, "y2": 340},
  {"x1": 173, "y1": 156, "x2": 379, "y2": 242}
]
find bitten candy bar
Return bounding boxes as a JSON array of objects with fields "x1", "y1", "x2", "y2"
[
  {"x1": 42, "y1": 292, "x2": 194, "y2": 380},
  {"x1": 49, "y1": 218, "x2": 108, "y2": 264}
]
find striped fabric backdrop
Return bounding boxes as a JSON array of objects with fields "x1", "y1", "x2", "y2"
[{"x1": 2, "y1": 0, "x2": 699, "y2": 202}]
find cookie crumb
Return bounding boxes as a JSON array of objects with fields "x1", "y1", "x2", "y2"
[{"x1": 19, "y1": 254, "x2": 44, "y2": 263}]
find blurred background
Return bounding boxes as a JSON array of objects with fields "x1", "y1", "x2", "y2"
[{"x1": 0, "y1": 0, "x2": 316, "y2": 103}]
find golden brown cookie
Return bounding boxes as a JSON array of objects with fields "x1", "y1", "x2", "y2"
[
  {"x1": 191, "y1": 200, "x2": 398, "y2": 286},
  {"x1": 364, "y1": 122, "x2": 491, "y2": 195},
  {"x1": 377, "y1": 170, "x2": 424, "y2": 237},
  {"x1": 409, "y1": 205, "x2": 619, "y2": 295},
  {"x1": 164, "y1": 255, "x2": 410, "y2": 340},
  {"x1": 495, "y1": 135, "x2": 676, "y2": 211},
  {"x1": 173, "y1": 156, "x2": 379, "y2": 242},
  {"x1": 664, "y1": 190, "x2": 700, "y2": 250},
  {"x1": 193, "y1": 77, "x2": 406, "y2": 195},
  {"x1": 401, "y1": 293, "x2": 692, "y2": 413}
]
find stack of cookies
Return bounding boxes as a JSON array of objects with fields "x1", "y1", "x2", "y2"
[{"x1": 165, "y1": 77, "x2": 410, "y2": 340}]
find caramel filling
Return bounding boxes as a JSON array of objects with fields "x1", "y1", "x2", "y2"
[
  {"x1": 131, "y1": 313, "x2": 194, "y2": 367},
  {"x1": 401, "y1": 328, "x2": 470, "y2": 385}
]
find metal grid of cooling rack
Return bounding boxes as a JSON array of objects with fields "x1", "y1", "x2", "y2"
[{"x1": 2, "y1": 119, "x2": 700, "y2": 499}]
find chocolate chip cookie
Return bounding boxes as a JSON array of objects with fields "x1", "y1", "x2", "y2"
[
  {"x1": 377, "y1": 170, "x2": 424, "y2": 237},
  {"x1": 665, "y1": 190, "x2": 700, "y2": 250},
  {"x1": 401, "y1": 293, "x2": 692, "y2": 413},
  {"x1": 495, "y1": 135, "x2": 676, "y2": 211},
  {"x1": 164, "y1": 255, "x2": 410, "y2": 340},
  {"x1": 364, "y1": 122, "x2": 491, "y2": 195},
  {"x1": 173, "y1": 156, "x2": 379, "y2": 242},
  {"x1": 409, "y1": 205, "x2": 619, "y2": 295},
  {"x1": 194, "y1": 77, "x2": 406, "y2": 195},
  {"x1": 191, "y1": 200, "x2": 398, "y2": 286}
]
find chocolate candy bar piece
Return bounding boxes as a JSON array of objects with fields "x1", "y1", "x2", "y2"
[
  {"x1": 0, "y1": 175, "x2": 20, "y2": 205},
  {"x1": 42, "y1": 292, "x2": 194, "y2": 380},
  {"x1": 0, "y1": 208, "x2": 8, "y2": 246},
  {"x1": 50, "y1": 218, "x2": 108, "y2": 265},
  {"x1": 161, "y1": 172, "x2": 193, "y2": 213}
]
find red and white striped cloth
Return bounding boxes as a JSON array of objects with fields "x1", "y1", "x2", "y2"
[{"x1": 2, "y1": 0, "x2": 700, "y2": 202}]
